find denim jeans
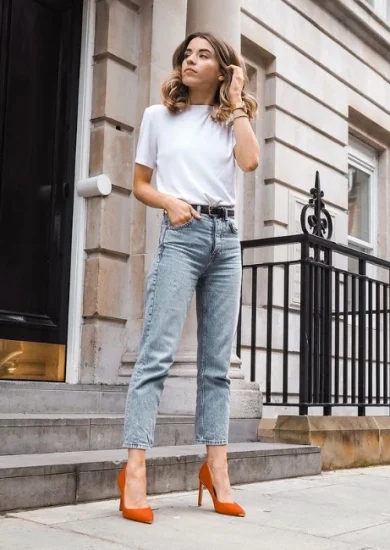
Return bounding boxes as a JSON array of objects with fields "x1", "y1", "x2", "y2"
[{"x1": 123, "y1": 213, "x2": 242, "y2": 449}]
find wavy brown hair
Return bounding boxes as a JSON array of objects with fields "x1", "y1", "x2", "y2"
[{"x1": 161, "y1": 32, "x2": 258, "y2": 125}]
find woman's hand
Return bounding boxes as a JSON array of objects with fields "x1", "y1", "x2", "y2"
[
  {"x1": 164, "y1": 196, "x2": 201, "y2": 226},
  {"x1": 227, "y1": 64, "x2": 244, "y2": 104}
]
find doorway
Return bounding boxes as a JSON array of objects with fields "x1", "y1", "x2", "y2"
[{"x1": 0, "y1": 0, "x2": 83, "y2": 380}]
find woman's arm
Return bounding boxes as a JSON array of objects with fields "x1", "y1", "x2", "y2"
[
  {"x1": 232, "y1": 113, "x2": 259, "y2": 172},
  {"x1": 133, "y1": 164, "x2": 170, "y2": 210},
  {"x1": 227, "y1": 64, "x2": 260, "y2": 173},
  {"x1": 133, "y1": 164, "x2": 201, "y2": 225}
]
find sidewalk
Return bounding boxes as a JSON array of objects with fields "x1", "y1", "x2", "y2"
[{"x1": 1, "y1": 466, "x2": 390, "y2": 550}]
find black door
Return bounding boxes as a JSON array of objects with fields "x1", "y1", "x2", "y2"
[{"x1": 0, "y1": 0, "x2": 83, "y2": 367}]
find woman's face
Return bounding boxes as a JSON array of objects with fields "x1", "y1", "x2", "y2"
[{"x1": 181, "y1": 37, "x2": 222, "y2": 91}]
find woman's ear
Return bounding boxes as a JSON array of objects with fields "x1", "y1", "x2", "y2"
[{"x1": 218, "y1": 75, "x2": 224, "y2": 81}]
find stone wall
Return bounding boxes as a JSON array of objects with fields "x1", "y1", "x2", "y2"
[{"x1": 275, "y1": 415, "x2": 390, "y2": 470}]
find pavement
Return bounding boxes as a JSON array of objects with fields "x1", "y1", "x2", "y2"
[{"x1": 1, "y1": 466, "x2": 390, "y2": 550}]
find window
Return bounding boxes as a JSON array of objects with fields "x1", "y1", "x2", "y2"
[
  {"x1": 348, "y1": 167, "x2": 371, "y2": 245},
  {"x1": 348, "y1": 137, "x2": 377, "y2": 257}
]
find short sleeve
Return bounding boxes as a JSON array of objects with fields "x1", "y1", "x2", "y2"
[
  {"x1": 135, "y1": 108, "x2": 157, "y2": 169},
  {"x1": 230, "y1": 125, "x2": 236, "y2": 149}
]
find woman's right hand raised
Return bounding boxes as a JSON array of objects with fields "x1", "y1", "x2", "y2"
[{"x1": 164, "y1": 197, "x2": 201, "y2": 227}]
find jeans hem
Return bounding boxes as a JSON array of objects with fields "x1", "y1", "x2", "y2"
[
  {"x1": 122, "y1": 443, "x2": 152, "y2": 450},
  {"x1": 196, "y1": 439, "x2": 228, "y2": 446}
]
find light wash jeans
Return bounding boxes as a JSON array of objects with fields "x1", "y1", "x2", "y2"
[{"x1": 123, "y1": 213, "x2": 242, "y2": 449}]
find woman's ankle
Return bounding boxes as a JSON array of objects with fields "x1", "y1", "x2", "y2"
[
  {"x1": 208, "y1": 459, "x2": 228, "y2": 468},
  {"x1": 206, "y1": 445, "x2": 228, "y2": 469},
  {"x1": 126, "y1": 461, "x2": 146, "y2": 476},
  {"x1": 127, "y1": 449, "x2": 146, "y2": 471}
]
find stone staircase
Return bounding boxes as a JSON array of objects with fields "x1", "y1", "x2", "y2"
[
  {"x1": 0, "y1": 381, "x2": 321, "y2": 512},
  {"x1": 0, "y1": 414, "x2": 260, "y2": 455}
]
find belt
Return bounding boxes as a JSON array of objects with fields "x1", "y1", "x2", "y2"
[{"x1": 192, "y1": 205, "x2": 235, "y2": 219}]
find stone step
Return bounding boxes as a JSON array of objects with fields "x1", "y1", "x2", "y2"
[
  {"x1": 0, "y1": 414, "x2": 259, "y2": 455},
  {"x1": 258, "y1": 418, "x2": 277, "y2": 442},
  {"x1": 0, "y1": 442, "x2": 321, "y2": 512},
  {"x1": 0, "y1": 381, "x2": 127, "y2": 414}
]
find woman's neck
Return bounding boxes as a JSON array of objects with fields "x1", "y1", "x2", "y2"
[{"x1": 188, "y1": 91, "x2": 216, "y2": 106}]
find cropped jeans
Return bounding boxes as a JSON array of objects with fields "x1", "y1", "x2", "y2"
[{"x1": 123, "y1": 213, "x2": 242, "y2": 449}]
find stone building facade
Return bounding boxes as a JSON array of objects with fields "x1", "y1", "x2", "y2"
[{"x1": 1, "y1": 0, "x2": 390, "y2": 421}]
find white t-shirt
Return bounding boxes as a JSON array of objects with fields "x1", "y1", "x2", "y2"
[{"x1": 135, "y1": 104, "x2": 237, "y2": 206}]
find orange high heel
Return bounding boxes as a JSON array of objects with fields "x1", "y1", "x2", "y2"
[
  {"x1": 198, "y1": 462, "x2": 245, "y2": 517},
  {"x1": 117, "y1": 465, "x2": 154, "y2": 524}
]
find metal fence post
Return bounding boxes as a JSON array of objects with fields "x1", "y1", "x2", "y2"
[
  {"x1": 358, "y1": 259, "x2": 367, "y2": 416},
  {"x1": 299, "y1": 239, "x2": 310, "y2": 415},
  {"x1": 323, "y1": 248, "x2": 333, "y2": 416}
]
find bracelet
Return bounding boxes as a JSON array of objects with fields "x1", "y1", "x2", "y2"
[
  {"x1": 230, "y1": 101, "x2": 246, "y2": 113},
  {"x1": 233, "y1": 114, "x2": 249, "y2": 121}
]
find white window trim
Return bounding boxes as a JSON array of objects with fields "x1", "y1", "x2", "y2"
[
  {"x1": 348, "y1": 136, "x2": 378, "y2": 258},
  {"x1": 365, "y1": 0, "x2": 389, "y2": 20},
  {"x1": 375, "y1": 0, "x2": 389, "y2": 18}
]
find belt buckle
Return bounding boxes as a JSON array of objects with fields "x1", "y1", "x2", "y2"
[{"x1": 208, "y1": 205, "x2": 228, "y2": 219}]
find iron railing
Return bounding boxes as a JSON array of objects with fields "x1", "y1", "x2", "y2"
[{"x1": 236, "y1": 173, "x2": 390, "y2": 416}]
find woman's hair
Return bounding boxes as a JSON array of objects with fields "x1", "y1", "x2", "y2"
[{"x1": 161, "y1": 32, "x2": 258, "y2": 124}]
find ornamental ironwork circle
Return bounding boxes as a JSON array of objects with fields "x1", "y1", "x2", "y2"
[{"x1": 300, "y1": 171, "x2": 333, "y2": 240}]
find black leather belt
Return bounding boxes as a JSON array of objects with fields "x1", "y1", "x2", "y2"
[{"x1": 192, "y1": 205, "x2": 235, "y2": 219}]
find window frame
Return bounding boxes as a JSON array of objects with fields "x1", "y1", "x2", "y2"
[{"x1": 348, "y1": 136, "x2": 378, "y2": 256}]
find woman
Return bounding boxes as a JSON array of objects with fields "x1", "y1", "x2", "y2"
[{"x1": 117, "y1": 31, "x2": 259, "y2": 524}]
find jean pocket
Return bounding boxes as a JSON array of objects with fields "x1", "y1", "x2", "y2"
[
  {"x1": 168, "y1": 217, "x2": 194, "y2": 230},
  {"x1": 229, "y1": 220, "x2": 239, "y2": 234}
]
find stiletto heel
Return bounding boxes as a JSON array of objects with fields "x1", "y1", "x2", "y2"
[
  {"x1": 198, "y1": 482, "x2": 204, "y2": 506},
  {"x1": 198, "y1": 462, "x2": 245, "y2": 517},
  {"x1": 117, "y1": 465, "x2": 154, "y2": 524}
]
